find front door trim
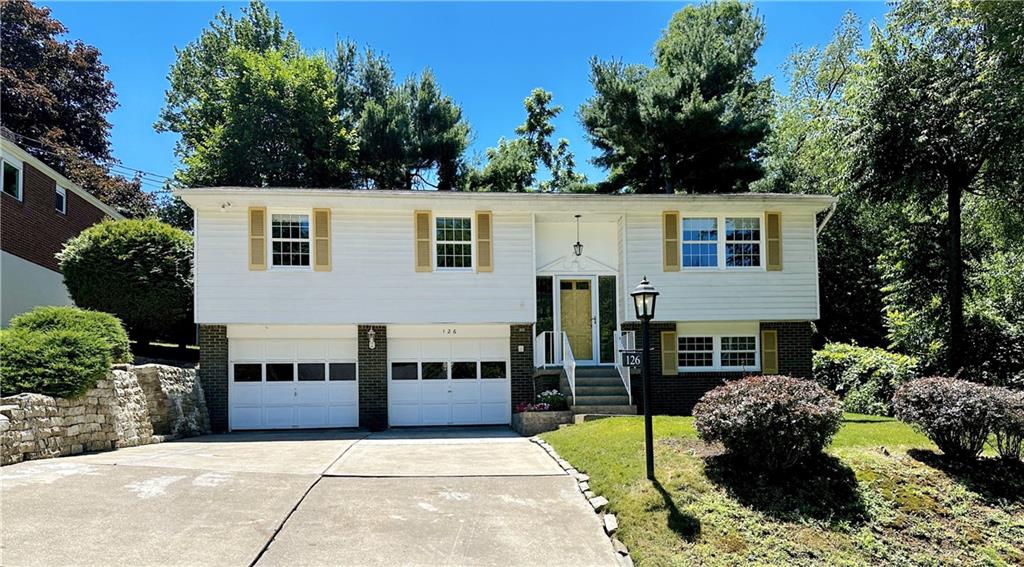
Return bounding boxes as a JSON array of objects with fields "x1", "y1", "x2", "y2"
[{"x1": 554, "y1": 275, "x2": 599, "y2": 365}]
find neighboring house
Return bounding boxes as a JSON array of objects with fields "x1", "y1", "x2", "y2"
[
  {"x1": 1, "y1": 137, "x2": 124, "y2": 325},
  {"x1": 177, "y1": 187, "x2": 836, "y2": 432}
]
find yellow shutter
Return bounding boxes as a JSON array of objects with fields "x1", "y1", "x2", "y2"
[
  {"x1": 414, "y1": 210, "x2": 432, "y2": 272},
  {"x1": 663, "y1": 211, "x2": 680, "y2": 272},
  {"x1": 476, "y1": 210, "x2": 493, "y2": 272},
  {"x1": 312, "y1": 208, "x2": 331, "y2": 272},
  {"x1": 761, "y1": 329, "x2": 779, "y2": 374},
  {"x1": 660, "y1": 330, "x2": 678, "y2": 376},
  {"x1": 765, "y1": 212, "x2": 782, "y2": 271},
  {"x1": 248, "y1": 207, "x2": 267, "y2": 271}
]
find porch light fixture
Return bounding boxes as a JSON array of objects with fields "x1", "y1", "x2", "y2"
[
  {"x1": 630, "y1": 276, "x2": 659, "y2": 480},
  {"x1": 573, "y1": 214, "x2": 584, "y2": 257}
]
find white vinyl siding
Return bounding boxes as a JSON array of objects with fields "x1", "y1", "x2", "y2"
[{"x1": 195, "y1": 208, "x2": 534, "y2": 325}]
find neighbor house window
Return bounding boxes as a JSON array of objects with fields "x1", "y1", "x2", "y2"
[
  {"x1": 720, "y1": 336, "x2": 757, "y2": 367},
  {"x1": 435, "y1": 216, "x2": 472, "y2": 269},
  {"x1": 271, "y1": 214, "x2": 311, "y2": 267},
  {"x1": 2, "y1": 160, "x2": 22, "y2": 201},
  {"x1": 682, "y1": 218, "x2": 718, "y2": 267},
  {"x1": 679, "y1": 337, "x2": 714, "y2": 367},
  {"x1": 725, "y1": 217, "x2": 761, "y2": 267},
  {"x1": 55, "y1": 186, "x2": 67, "y2": 214}
]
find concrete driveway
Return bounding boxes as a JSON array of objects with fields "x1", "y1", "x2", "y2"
[{"x1": 1, "y1": 428, "x2": 619, "y2": 567}]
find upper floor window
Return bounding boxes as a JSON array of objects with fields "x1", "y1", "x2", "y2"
[
  {"x1": 2, "y1": 159, "x2": 22, "y2": 201},
  {"x1": 271, "y1": 214, "x2": 310, "y2": 267},
  {"x1": 725, "y1": 217, "x2": 761, "y2": 267},
  {"x1": 436, "y1": 216, "x2": 472, "y2": 269},
  {"x1": 682, "y1": 218, "x2": 718, "y2": 267},
  {"x1": 55, "y1": 186, "x2": 67, "y2": 214}
]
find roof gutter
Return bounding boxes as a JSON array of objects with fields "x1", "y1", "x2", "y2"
[{"x1": 816, "y1": 200, "x2": 838, "y2": 236}]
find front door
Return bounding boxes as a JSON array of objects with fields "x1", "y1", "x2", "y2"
[{"x1": 560, "y1": 279, "x2": 594, "y2": 362}]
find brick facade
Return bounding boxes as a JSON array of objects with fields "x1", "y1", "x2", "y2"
[
  {"x1": 510, "y1": 324, "x2": 534, "y2": 410},
  {"x1": 358, "y1": 324, "x2": 388, "y2": 430},
  {"x1": 623, "y1": 320, "x2": 814, "y2": 415},
  {"x1": 197, "y1": 325, "x2": 228, "y2": 432},
  {"x1": 1, "y1": 162, "x2": 109, "y2": 272}
]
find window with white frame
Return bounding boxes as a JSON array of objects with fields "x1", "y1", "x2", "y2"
[
  {"x1": 725, "y1": 217, "x2": 761, "y2": 267},
  {"x1": 55, "y1": 186, "x2": 67, "y2": 214},
  {"x1": 2, "y1": 159, "x2": 22, "y2": 201},
  {"x1": 720, "y1": 336, "x2": 757, "y2": 367},
  {"x1": 435, "y1": 216, "x2": 472, "y2": 269},
  {"x1": 271, "y1": 214, "x2": 311, "y2": 267},
  {"x1": 677, "y1": 332, "x2": 759, "y2": 371},
  {"x1": 682, "y1": 218, "x2": 718, "y2": 267}
]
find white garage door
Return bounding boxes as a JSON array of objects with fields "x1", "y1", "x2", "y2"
[
  {"x1": 229, "y1": 336, "x2": 358, "y2": 430},
  {"x1": 389, "y1": 335, "x2": 511, "y2": 426}
]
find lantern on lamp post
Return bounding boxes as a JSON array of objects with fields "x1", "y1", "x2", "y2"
[{"x1": 630, "y1": 276, "x2": 659, "y2": 481}]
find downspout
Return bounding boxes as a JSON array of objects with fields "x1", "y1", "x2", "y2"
[{"x1": 815, "y1": 201, "x2": 838, "y2": 236}]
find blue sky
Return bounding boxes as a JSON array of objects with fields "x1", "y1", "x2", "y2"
[{"x1": 45, "y1": 1, "x2": 889, "y2": 190}]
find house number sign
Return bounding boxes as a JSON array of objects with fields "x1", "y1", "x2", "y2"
[{"x1": 621, "y1": 350, "x2": 642, "y2": 368}]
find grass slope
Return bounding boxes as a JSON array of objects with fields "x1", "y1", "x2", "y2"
[{"x1": 542, "y1": 414, "x2": 1024, "y2": 566}]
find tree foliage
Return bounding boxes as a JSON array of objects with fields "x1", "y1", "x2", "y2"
[
  {"x1": 58, "y1": 219, "x2": 193, "y2": 343},
  {"x1": 0, "y1": 0, "x2": 153, "y2": 216},
  {"x1": 580, "y1": 0, "x2": 771, "y2": 193}
]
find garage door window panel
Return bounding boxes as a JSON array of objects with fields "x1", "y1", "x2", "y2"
[
  {"x1": 422, "y1": 362, "x2": 448, "y2": 380},
  {"x1": 452, "y1": 362, "x2": 477, "y2": 379},
  {"x1": 233, "y1": 363, "x2": 262, "y2": 382},
  {"x1": 297, "y1": 363, "x2": 326, "y2": 381},
  {"x1": 391, "y1": 362, "x2": 418, "y2": 380},
  {"x1": 266, "y1": 363, "x2": 295, "y2": 382},
  {"x1": 481, "y1": 361, "x2": 507, "y2": 379},
  {"x1": 329, "y1": 363, "x2": 357, "y2": 381}
]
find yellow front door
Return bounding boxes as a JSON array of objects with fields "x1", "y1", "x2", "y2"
[{"x1": 560, "y1": 279, "x2": 593, "y2": 360}]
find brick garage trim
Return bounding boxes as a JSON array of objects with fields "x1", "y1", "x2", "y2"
[
  {"x1": 198, "y1": 325, "x2": 228, "y2": 432},
  {"x1": 358, "y1": 324, "x2": 388, "y2": 430},
  {"x1": 622, "y1": 320, "x2": 813, "y2": 415},
  {"x1": 510, "y1": 324, "x2": 534, "y2": 411},
  {"x1": 1, "y1": 162, "x2": 109, "y2": 272}
]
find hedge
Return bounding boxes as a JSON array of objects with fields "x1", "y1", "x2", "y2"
[
  {"x1": 813, "y1": 342, "x2": 918, "y2": 415},
  {"x1": 0, "y1": 328, "x2": 112, "y2": 399},
  {"x1": 9, "y1": 306, "x2": 132, "y2": 363}
]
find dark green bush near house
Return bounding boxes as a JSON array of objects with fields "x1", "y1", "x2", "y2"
[
  {"x1": 989, "y1": 387, "x2": 1024, "y2": 461},
  {"x1": 9, "y1": 306, "x2": 132, "y2": 363},
  {"x1": 58, "y1": 218, "x2": 193, "y2": 343},
  {"x1": 693, "y1": 375, "x2": 843, "y2": 470},
  {"x1": 0, "y1": 328, "x2": 112, "y2": 398},
  {"x1": 813, "y1": 342, "x2": 918, "y2": 415},
  {"x1": 893, "y1": 376, "x2": 1001, "y2": 461}
]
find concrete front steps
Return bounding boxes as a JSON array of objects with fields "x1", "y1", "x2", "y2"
[{"x1": 566, "y1": 366, "x2": 636, "y2": 416}]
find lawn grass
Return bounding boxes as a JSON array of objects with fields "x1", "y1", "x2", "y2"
[{"x1": 541, "y1": 414, "x2": 1024, "y2": 566}]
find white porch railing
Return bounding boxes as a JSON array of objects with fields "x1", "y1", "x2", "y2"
[
  {"x1": 614, "y1": 330, "x2": 636, "y2": 404},
  {"x1": 534, "y1": 330, "x2": 559, "y2": 367},
  {"x1": 561, "y1": 332, "x2": 576, "y2": 400}
]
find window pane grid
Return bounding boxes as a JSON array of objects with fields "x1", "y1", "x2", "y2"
[
  {"x1": 721, "y1": 336, "x2": 757, "y2": 367},
  {"x1": 682, "y1": 218, "x2": 719, "y2": 268},
  {"x1": 271, "y1": 214, "x2": 311, "y2": 267},
  {"x1": 726, "y1": 217, "x2": 761, "y2": 267},
  {"x1": 679, "y1": 336, "x2": 714, "y2": 367},
  {"x1": 435, "y1": 216, "x2": 472, "y2": 268}
]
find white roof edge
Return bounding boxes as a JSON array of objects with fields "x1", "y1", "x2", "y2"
[
  {"x1": 174, "y1": 186, "x2": 837, "y2": 209},
  {"x1": 0, "y1": 138, "x2": 125, "y2": 220}
]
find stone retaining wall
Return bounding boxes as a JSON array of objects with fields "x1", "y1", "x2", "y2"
[{"x1": 0, "y1": 364, "x2": 209, "y2": 466}]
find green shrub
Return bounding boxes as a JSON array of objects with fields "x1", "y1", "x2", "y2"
[
  {"x1": 813, "y1": 342, "x2": 919, "y2": 415},
  {"x1": 9, "y1": 306, "x2": 132, "y2": 363},
  {"x1": 989, "y1": 387, "x2": 1024, "y2": 462},
  {"x1": 693, "y1": 375, "x2": 843, "y2": 470},
  {"x1": 58, "y1": 218, "x2": 193, "y2": 342},
  {"x1": 0, "y1": 328, "x2": 112, "y2": 398},
  {"x1": 893, "y1": 376, "x2": 1001, "y2": 460}
]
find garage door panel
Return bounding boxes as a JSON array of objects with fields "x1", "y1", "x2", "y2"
[
  {"x1": 420, "y1": 340, "x2": 451, "y2": 358},
  {"x1": 264, "y1": 341, "x2": 296, "y2": 360},
  {"x1": 231, "y1": 407, "x2": 262, "y2": 429},
  {"x1": 451, "y1": 341, "x2": 479, "y2": 358},
  {"x1": 479, "y1": 341, "x2": 507, "y2": 359},
  {"x1": 328, "y1": 406, "x2": 358, "y2": 428},
  {"x1": 421, "y1": 403, "x2": 450, "y2": 425},
  {"x1": 233, "y1": 385, "x2": 263, "y2": 405},
  {"x1": 480, "y1": 380, "x2": 508, "y2": 399},
  {"x1": 295, "y1": 383, "x2": 327, "y2": 404},
  {"x1": 265, "y1": 406, "x2": 294, "y2": 428},
  {"x1": 233, "y1": 341, "x2": 265, "y2": 360},
  {"x1": 296, "y1": 340, "x2": 329, "y2": 359},
  {"x1": 481, "y1": 402, "x2": 508, "y2": 424},
  {"x1": 389, "y1": 381, "x2": 419, "y2": 403},
  {"x1": 296, "y1": 405, "x2": 327, "y2": 428},
  {"x1": 390, "y1": 404, "x2": 420, "y2": 426},
  {"x1": 450, "y1": 382, "x2": 480, "y2": 403},
  {"x1": 421, "y1": 381, "x2": 449, "y2": 403},
  {"x1": 328, "y1": 383, "x2": 358, "y2": 404},
  {"x1": 327, "y1": 340, "x2": 357, "y2": 359}
]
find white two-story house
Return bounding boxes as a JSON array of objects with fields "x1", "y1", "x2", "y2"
[{"x1": 177, "y1": 188, "x2": 836, "y2": 431}]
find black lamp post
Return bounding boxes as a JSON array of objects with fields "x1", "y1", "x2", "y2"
[{"x1": 630, "y1": 276, "x2": 659, "y2": 481}]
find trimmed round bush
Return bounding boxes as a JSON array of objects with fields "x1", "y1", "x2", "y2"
[
  {"x1": 0, "y1": 328, "x2": 112, "y2": 398},
  {"x1": 813, "y1": 342, "x2": 918, "y2": 415},
  {"x1": 57, "y1": 218, "x2": 193, "y2": 342},
  {"x1": 9, "y1": 306, "x2": 132, "y2": 363},
  {"x1": 989, "y1": 386, "x2": 1024, "y2": 462},
  {"x1": 893, "y1": 376, "x2": 1002, "y2": 460},
  {"x1": 693, "y1": 375, "x2": 843, "y2": 470}
]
